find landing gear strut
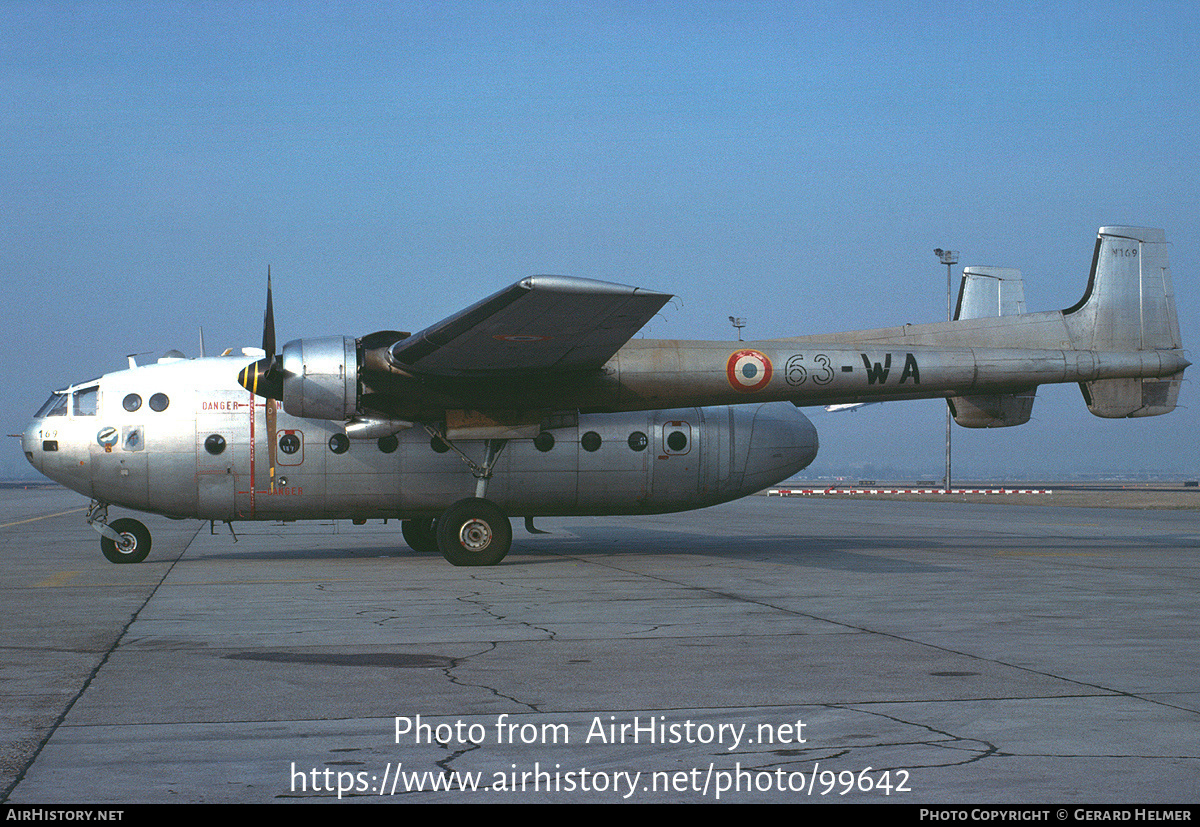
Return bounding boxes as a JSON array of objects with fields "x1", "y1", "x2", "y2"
[
  {"x1": 87, "y1": 502, "x2": 152, "y2": 564},
  {"x1": 416, "y1": 427, "x2": 515, "y2": 566}
]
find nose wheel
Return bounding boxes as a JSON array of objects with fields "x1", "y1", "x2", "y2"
[
  {"x1": 436, "y1": 498, "x2": 512, "y2": 566},
  {"x1": 99, "y1": 517, "x2": 152, "y2": 564},
  {"x1": 87, "y1": 503, "x2": 152, "y2": 564}
]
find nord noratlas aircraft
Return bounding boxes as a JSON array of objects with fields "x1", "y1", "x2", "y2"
[{"x1": 22, "y1": 227, "x2": 1188, "y2": 566}]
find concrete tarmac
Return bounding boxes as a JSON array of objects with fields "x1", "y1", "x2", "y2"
[{"x1": 1, "y1": 486, "x2": 1197, "y2": 804}]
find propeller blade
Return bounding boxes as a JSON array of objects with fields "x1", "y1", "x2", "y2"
[
  {"x1": 238, "y1": 267, "x2": 284, "y2": 400},
  {"x1": 263, "y1": 265, "x2": 276, "y2": 366}
]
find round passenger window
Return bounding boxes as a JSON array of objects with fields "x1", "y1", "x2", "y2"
[
  {"x1": 123, "y1": 394, "x2": 142, "y2": 412},
  {"x1": 581, "y1": 431, "x2": 602, "y2": 452},
  {"x1": 430, "y1": 436, "x2": 450, "y2": 454},
  {"x1": 328, "y1": 433, "x2": 349, "y2": 454},
  {"x1": 279, "y1": 433, "x2": 300, "y2": 454},
  {"x1": 378, "y1": 435, "x2": 398, "y2": 454},
  {"x1": 149, "y1": 393, "x2": 170, "y2": 412},
  {"x1": 534, "y1": 432, "x2": 555, "y2": 452},
  {"x1": 628, "y1": 431, "x2": 648, "y2": 452},
  {"x1": 667, "y1": 430, "x2": 688, "y2": 452},
  {"x1": 204, "y1": 434, "x2": 226, "y2": 455}
]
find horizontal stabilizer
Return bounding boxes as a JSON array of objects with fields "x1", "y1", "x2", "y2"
[
  {"x1": 1080, "y1": 377, "x2": 1182, "y2": 418},
  {"x1": 948, "y1": 390, "x2": 1037, "y2": 428}
]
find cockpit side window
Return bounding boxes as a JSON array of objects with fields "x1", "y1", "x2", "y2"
[
  {"x1": 39, "y1": 392, "x2": 68, "y2": 418},
  {"x1": 73, "y1": 386, "x2": 99, "y2": 416}
]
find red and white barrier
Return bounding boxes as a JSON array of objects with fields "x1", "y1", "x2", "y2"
[{"x1": 767, "y1": 487, "x2": 1052, "y2": 496}]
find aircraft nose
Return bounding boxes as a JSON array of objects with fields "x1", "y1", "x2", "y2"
[
  {"x1": 21, "y1": 419, "x2": 43, "y2": 473},
  {"x1": 743, "y1": 402, "x2": 819, "y2": 490}
]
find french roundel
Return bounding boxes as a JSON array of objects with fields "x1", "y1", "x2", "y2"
[{"x1": 726, "y1": 349, "x2": 773, "y2": 392}]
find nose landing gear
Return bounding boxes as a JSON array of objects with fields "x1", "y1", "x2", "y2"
[{"x1": 87, "y1": 502, "x2": 152, "y2": 564}]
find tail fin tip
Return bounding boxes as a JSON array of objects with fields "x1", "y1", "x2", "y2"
[{"x1": 1065, "y1": 225, "x2": 1181, "y2": 353}]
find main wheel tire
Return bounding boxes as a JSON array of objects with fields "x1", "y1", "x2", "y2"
[
  {"x1": 401, "y1": 518, "x2": 439, "y2": 553},
  {"x1": 435, "y1": 498, "x2": 512, "y2": 566},
  {"x1": 100, "y1": 518, "x2": 151, "y2": 564}
]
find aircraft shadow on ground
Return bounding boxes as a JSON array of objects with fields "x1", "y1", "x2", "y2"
[
  {"x1": 183, "y1": 522, "x2": 955, "y2": 574},
  {"x1": 514, "y1": 524, "x2": 955, "y2": 574}
]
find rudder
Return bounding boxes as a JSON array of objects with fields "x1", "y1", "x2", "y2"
[
  {"x1": 1064, "y1": 226, "x2": 1181, "y2": 352},
  {"x1": 950, "y1": 267, "x2": 1037, "y2": 427},
  {"x1": 1065, "y1": 227, "x2": 1184, "y2": 417}
]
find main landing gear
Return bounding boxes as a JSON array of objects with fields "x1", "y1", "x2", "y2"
[
  {"x1": 436, "y1": 498, "x2": 512, "y2": 566},
  {"x1": 402, "y1": 498, "x2": 513, "y2": 566},
  {"x1": 401, "y1": 432, "x2": 515, "y2": 566},
  {"x1": 87, "y1": 502, "x2": 152, "y2": 564},
  {"x1": 400, "y1": 517, "x2": 439, "y2": 554}
]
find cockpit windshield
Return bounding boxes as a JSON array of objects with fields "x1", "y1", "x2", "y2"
[
  {"x1": 34, "y1": 384, "x2": 98, "y2": 418},
  {"x1": 36, "y1": 392, "x2": 68, "y2": 418}
]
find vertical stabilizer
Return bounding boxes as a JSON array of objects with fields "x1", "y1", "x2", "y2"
[
  {"x1": 955, "y1": 267, "x2": 1026, "y2": 321},
  {"x1": 951, "y1": 267, "x2": 1036, "y2": 427},
  {"x1": 1065, "y1": 227, "x2": 1185, "y2": 417},
  {"x1": 1065, "y1": 227, "x2": 1180, "y2": 352}
]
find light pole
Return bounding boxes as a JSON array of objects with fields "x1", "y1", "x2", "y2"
[{"x1": 934, "y1": 248, "x2": 958, "y2": 493}]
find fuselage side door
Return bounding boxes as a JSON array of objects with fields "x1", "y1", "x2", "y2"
[
  {"x1": 651, "y1": 410, "x2": 701, "y2": 509},
  {"x1": 195, "y1": 389, "x2": 249, "y2": 521}
]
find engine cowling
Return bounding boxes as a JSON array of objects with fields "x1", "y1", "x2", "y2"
[{"x1": 280, "y1": 336, "x2": 359, "y2": 420}]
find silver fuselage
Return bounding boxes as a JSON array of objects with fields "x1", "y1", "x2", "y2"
[{"x1": 23, "y1": 354, "x2": 819, "y2": 522}]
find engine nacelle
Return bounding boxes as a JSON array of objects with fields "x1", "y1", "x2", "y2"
[{"x1": 280, "y1": 336, "x2": 359, "y2": 420}]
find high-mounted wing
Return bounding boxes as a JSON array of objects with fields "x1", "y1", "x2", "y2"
[{"x1": 383, "y1": 275, "x2": 672, "y2": 378}]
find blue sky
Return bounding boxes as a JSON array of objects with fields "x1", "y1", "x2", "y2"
[{"x1": 3, "y1": 1, "x2": 1198, "y2": 478}]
